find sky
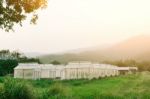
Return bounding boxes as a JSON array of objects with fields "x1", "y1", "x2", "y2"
[{"x1": 0, "y1": 0, "x2": 150, "y2": 54}]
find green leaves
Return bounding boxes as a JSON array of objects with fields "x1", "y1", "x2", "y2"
[
  {"x1": 0, "y1": 60, "x2": 18, "y2": 76},
  {"x1": 0, "y1": 0, "x2": 47, "y2": 32}
]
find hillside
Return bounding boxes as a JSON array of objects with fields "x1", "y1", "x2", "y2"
[
  {"x1": 39, "y1": 53, "x2": 107, "y2": 64},
  {"x1": 39, "y1": 35, "x2": 150, "y2": 63},
  {"x1": 104, "y1": 35, "x2": 150, "y2": 60}
]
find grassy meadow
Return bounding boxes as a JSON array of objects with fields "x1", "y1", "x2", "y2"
[{"x1": 0, "y1": 72, "x2": 150, "y2": 99}]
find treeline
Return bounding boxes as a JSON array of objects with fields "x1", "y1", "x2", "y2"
[
  {"x1": 0, "y1": 50, "x2": 40, "y2": 63},
  {"x1": 0, "y1": 50, "x2": 40, "y2": 76},
  {"x1": 103, "y1": 60, "x2": 150, "y2": 71}
]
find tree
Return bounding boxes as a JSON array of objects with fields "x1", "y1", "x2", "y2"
[
  {"x1": 0, "y1": 49, "x2": 39, "y2": 63},
  {"x1": 0, "y1": 0, "x2": 47, "y2": 31},
  {"x1": 0, "y1": 59, "x2": 18, "y2": 76},
  {"x1": 0, "y1": 49, "x2": 21, "y2": 59},
  {"x1": 11, "y1": 51, "x2": 22, "y2": 59},
  {"x1": 0, "y1": 50, "x2": 11, "y2": 59},
  {"x1": 51, "y1": 60, "x2": 61, "y2": 65}
]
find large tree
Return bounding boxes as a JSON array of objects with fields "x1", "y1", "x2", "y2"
[{"x1": 0, "y1": 0, "x2": 47, "y2": 31}]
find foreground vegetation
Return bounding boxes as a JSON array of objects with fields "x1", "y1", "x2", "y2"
[{"x1": 0, "y1": 72, "x2": 150, "y2": 99}]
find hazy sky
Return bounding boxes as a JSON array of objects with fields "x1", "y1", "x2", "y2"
[{"x1": 0, "y1": 0, "x2": 150, "y2": 53}]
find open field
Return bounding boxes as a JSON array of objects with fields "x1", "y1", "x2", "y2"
[{"x1": 0, "y1": 72, "x2": 150, "y2": 99}]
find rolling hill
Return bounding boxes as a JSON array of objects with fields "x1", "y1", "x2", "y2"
[{"x1": 39, "y1": 35, "x2": 150, "y2": 63}]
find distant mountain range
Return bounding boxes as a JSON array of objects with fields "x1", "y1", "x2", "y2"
[{"x1": 39, "y1": 35, "x2": 150, "y2": 63}]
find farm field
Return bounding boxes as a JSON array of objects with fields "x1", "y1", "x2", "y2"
[{"x1": 0, "y1": 72, "x2": 150, "y2": 99}]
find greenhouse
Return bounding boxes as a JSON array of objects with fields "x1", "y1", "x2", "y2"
[{"x1": 14, "y1": 62, "x2": 137, "y2": 80}]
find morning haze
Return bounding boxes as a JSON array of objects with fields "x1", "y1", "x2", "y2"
[
  {"x1": 0, "y1": 0, "x2": 150, "y2": 54},
  {"x1": 1, "y1": 0, "x2": 150, "y2": 99}
]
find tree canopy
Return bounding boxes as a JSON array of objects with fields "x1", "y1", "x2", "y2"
[
  {"x1": 0, "y1": 0, "x2": 47, "y2": 31},
  {"x1": 51, "y1": 60, "x2": 61, "y2": 65},
  {"x1": 0, "y1": 49, "x2": 40, "y2": 76},
  {"x1": 0, "y1": 59, "x2": 18, "y2": 76},
  {"x1": 0, "y1": 49, "x2": 40, "y2": 63}
]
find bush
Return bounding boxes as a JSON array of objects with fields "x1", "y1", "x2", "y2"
[
  {"x1": 0, "y1": 60, "x2": 18, "y2": 76},
  {"x1": 0, "y1": 77, "x2": 35, "y2": 99},
  {"x1": 50, "y1": 60, "x2": 61, "y2": 65}
]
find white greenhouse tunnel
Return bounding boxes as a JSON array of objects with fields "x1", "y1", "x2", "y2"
[{"x1": 14, "y1": 62, "x2": 138, "y2": 80}]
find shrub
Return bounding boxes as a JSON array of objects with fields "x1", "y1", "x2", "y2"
[
  {"x1": 0, "y1": 60, "x2": 18, "y2": 76},
  {"x1": 1, "y1": 77, "x2": 35, "y2": 99},
  {"x1": 50, "y1": 60, "x2": 61, "y2": 65}
]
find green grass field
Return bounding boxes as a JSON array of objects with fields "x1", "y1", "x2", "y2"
[{"x1": 0, "y1": 72, "x2": 150, "y2": 99}]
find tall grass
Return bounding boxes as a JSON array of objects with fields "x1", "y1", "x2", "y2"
[
  {"x1": 0, "y1": 77, "x2": 35, "y2": 99},
  {"x1": 42, "y1": 83, "x2": 72, "y2": 99}
]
